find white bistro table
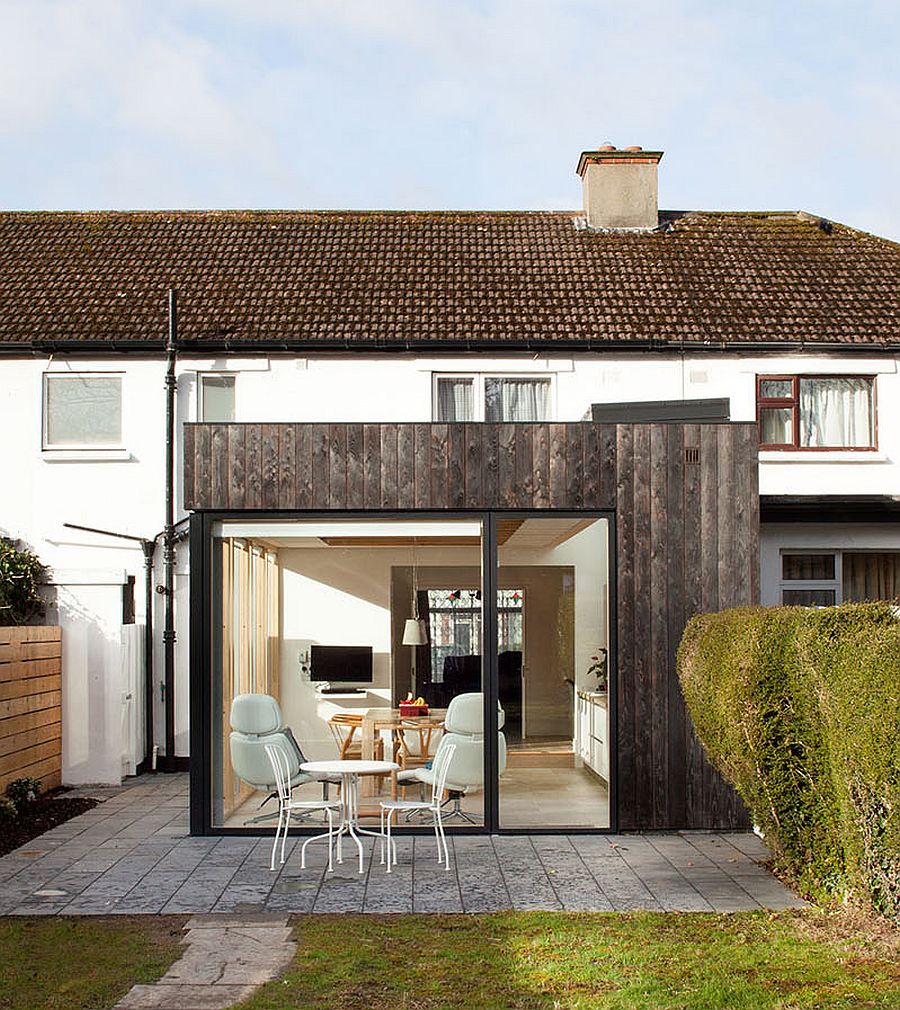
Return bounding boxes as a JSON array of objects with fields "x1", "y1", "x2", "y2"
[{"x1": 300, "y1": 759, "x2": 398, "y2": 873}]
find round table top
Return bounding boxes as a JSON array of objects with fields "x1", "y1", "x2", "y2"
[{"x1": 300, "y1": 759, "x2": 399, "y2": 775}]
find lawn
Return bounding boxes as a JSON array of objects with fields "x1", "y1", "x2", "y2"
[
  {"x1": 238, "y1": 910, "x2": 899, "y2": 1010},
  {"x1": 0, "y1": 916, "x2": 185, "y2": 1010}
]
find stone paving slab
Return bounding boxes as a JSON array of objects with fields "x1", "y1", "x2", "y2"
[{"x1": 0, "y1": 773, "x2": 804, "y2": 915}]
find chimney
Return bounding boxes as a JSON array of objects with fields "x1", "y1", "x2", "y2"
[{"x1": 576, "y1": 145, "x2": 664, "y2": 230}]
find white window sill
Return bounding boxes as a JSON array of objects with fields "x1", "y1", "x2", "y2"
[
  {"x1": 42, "y1": 449, "x2": 133, "y2": 462},
  {"x1": 759, "y1": 451, "x2": 888, "y2": 464}
]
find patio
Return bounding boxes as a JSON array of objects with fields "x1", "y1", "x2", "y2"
[{"x1": 0, "y1": 774, "x2": 804, "y2": 916}]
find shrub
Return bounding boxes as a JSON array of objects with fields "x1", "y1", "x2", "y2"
[
  {"x1": 0, "y1": 796, "x2": 16, "y2": 824},
  {"x1": 678, "y1": 602, "x2": 900, "y2": 923},
  {"x1": 0, "y1": 540, "x2": 47, "y2": 626},
  {"x1": 6, "y1": 777, "x2": 42, "y2": 811}
]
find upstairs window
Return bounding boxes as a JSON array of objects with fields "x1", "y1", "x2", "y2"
[
  {"x1": 199, "y1": 374, "x2": 236, "y2": 422},
  {"x1": 43, "y1": 373, "x2": 123, "y2": 449},
  {"x1": 433, "y1": 374, "x2": 552, "y2": 422},
  {"x1": 757, "y1": 375, "x2": 875, "y2": 450}
]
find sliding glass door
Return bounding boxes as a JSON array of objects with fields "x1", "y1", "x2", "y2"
[{"x1": 494, "y1": 516, "x2": 612, "y2": 829}]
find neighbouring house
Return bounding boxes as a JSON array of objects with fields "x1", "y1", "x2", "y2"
[{"x1": 1, "y1": 145, "x2": 899, "y2": 835}]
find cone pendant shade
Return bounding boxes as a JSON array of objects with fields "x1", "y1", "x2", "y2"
[{"x1": 402, "y1": 618, "x2": 428, "y2": 646}]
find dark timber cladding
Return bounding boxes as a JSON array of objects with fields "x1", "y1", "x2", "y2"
[{"x1": 185, "y1": 421, "x2": 759, "y2": 830}]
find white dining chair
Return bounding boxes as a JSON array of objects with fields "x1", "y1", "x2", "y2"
[
  {"x1": 264, "y1": 743, "x2": 343, "y2": 872},
  {"x1": 379, "y1": 741, "x2": 456, "y2": 872}
]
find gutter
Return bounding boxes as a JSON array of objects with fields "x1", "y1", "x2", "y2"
[{"x1": 1, "y1": 339, "x2": 899, "y2": 357}]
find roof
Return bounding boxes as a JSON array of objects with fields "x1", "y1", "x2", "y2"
[{"x1": 1, "y1": 209, "x2": 899, "y2": 352}]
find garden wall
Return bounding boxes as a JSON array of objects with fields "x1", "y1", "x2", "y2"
[{"x1": 0, "y1": 626, "x2": 62, "y2": 791}]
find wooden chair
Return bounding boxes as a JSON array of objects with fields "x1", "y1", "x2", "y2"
[
  {"x1": 395, "y1": 720, "x2": 443, "y2": 772},
  {"x1": 328, "y1": 712, "x2": 386, "y2": 788}
]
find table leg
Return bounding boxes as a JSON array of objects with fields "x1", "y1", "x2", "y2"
[{"x1": 360, "y1": 715, "x2": 376, "y2": 797}]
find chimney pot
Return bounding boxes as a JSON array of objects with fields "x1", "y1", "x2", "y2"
[{"x1": 575, "y1": 145, "x2": 664, "y2": 230}]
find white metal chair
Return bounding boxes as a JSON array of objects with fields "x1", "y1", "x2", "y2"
[
  {"x1": 397, "y1": 692, "x2": 507, "y2": 824},
  {"x1": 379, "y1": 741, "x2": 456, "y2": 872},
  {"x1": 264, "y1": 742, "x2": 342, "y2": 872}
]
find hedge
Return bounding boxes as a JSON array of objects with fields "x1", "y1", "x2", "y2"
[{"x1": 678, "y1": 602, "x2": 900, "y2": 923}]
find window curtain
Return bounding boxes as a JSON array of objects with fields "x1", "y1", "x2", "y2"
[
  {"x1": 800, "y1": 378, "x2": 872, "y2": 447},
  {"x1": 485, "y1": 378, "x2": 551, "y2": 421},
  {"x1": 436, "y1": 378, "x2": 474, "y2": 421},
  {"x1": 842, "y1": 552, "x2": 900, "y2": 602}
]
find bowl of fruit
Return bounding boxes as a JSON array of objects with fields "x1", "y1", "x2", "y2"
[{"x1": 399, "y1": 694, "x2": 429, "y2": 716}]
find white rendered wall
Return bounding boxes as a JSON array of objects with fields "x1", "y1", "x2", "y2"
[{"x1": 3, "y1": 348, "x2": 900, "y2": 782}]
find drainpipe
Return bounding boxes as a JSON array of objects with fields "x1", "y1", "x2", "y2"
[{"x1": 162, "y1": 289, "x2": 178, "y2": 771}]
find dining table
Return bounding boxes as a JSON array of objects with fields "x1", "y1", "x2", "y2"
[
  {"x1": 358, "y1": 708, "x2": 447, "y2": 797},
  {"x1": 299, "y1": 758, "x2": 399, "y2": 873}
]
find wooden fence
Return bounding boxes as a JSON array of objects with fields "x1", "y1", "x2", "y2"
[{"x1": 0, "y1": 626, "x2": 62, "y2": 791}]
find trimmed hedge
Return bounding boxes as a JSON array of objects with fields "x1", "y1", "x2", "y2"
[{"x1": 678, "y1": 602, "x2": 900, "y2": 922}]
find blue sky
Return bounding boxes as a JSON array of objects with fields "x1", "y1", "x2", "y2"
[{"x1": 1, "y1": 0, "x2": 898, "y2": 239}]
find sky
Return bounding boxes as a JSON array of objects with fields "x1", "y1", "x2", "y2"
[{"x1": 1, "y1": 0, "x2": 899, "y2": 239}]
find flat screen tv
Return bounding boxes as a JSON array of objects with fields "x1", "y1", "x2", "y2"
[{"x1": 309, "y1": 645, "x2": 373, "y2": 683}]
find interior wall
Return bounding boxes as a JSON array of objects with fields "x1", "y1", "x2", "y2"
[{"x1": 278, "y1": 544, "x2": 481, "y2": 759}]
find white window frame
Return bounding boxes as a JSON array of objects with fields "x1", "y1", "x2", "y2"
[
  {"x1": 431, "y1": 372, "x2": 555, "y2": 422},
  {"x1": 197, "y1": 372, "x2": 237, "y2": 423},
  {"x1": 42, "y1": 371, "x2": 125, "y2": 451},
  {"x1": 779, "y1": 549, "x2": 842, "y2": 605}
]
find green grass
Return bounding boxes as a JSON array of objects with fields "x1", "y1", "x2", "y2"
[
  {"x1": 0, "y1": 916, "x2": 185, "y2": 1010},
  {"x1": 238, "y1": 911, "x2": 899, "y2": 1010}
]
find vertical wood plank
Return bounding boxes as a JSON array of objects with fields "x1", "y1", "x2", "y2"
[
  {"x1": 699, "y1": 424, "x2": 719, "y2": 614},
  {"x1": 328, "y1": 424, "x2": 347, "y2": 509},
  {"x1": 397, "y1": 425, "x2": 415, "y2": 509},
  {"x1": 716, "y1": 425, "x2": 736, "y2": 609},
  {"x1": 597, "y1": 424, "x2": 617, "y2": 510},
  {"x1": 448, "y1": 423, "x2": 466, "y2": 508},
  {"x1": 363, "y1": 424, "x2": 381, "y2": 509},
  {"x1": 615, "y1": 424, "x2": 635, "y2": 828},
  {"x1": 294, "y1": 424, "x2": 312, "y2": 509},
  {"x1": 483, "y1": 424, "x2": 500, "y2": 509},
  {"x1": 194, "y1": 425, "x2": 211, "y2": 511},
  {"x1": 183, "y1": 425, "x2": 197, "y2": 509},
  {"x1": 582, "y1": 424, "x2": 601, "y2": 508},
  {"x1": 260, "y1": 424, "x2": 278, "y2": 510},
  {"x1": 210, "y1": 423, "x2": 228, "y2": 511},
  {"x1": 632, "y1": 423, "x2": 653, "y2": 828},
  {"x1": 497, "y1": 424, "x2": 517, "y2": 507},
  {"x1": 430, "y1": 424, "x2": 449, "y2": 508},
  {"x1": 380, "y1": 425, "x2": 398, "y2": 509},
  {"x1": 681, "y1": 423, "x2": 703, "y2": 828},
  {"x1": 532, "y1": 423, "x2": 550, "y2": 509},
  {"x1": 566, "y1": 424, "x2": 585, "y2": 508},
  {"x1": 548, "y1": 423, "x2": 567, "y2": 508},
  {"x1": 648, "y1": 425, "x2": 668, "y2": 828},
  {"x1": 735, "y1": 424, "x2": 760, "y2": 605},
  {"x1": 228, "y1": 424, "x2": 246, "y2": 510},
  {"x1": 346, "y1": 423, "x2": 364, "y2": 510},
  {"x1": 311, "y1": 424, "x2": 330, "y2": 509},
  {"x1": 413, "y1": 424, "x2": 432, "y2": 509},
  {"x1": 514, "y1": 425, "x2": 534, "y2": 508},
  {"x1": 277, "y1": 424, "x2": 295, "y2": 509},
  {"x1": 664, "y1": 423, "x2": 687, "y2": 828},
  {"x1": 245, "y1": 424, "x2": 263, "y2": 509},
  {"x1": 465, "y1": 424, "x2": 484, "y2": 509}
]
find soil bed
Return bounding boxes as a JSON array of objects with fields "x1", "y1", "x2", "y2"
[{"x1": 0, "y1": 789, "x2": 99, "y2": 856}]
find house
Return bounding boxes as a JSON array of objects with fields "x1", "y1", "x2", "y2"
[{"x1": 1, "y1": 145, "x2": 899, "y2": 835}]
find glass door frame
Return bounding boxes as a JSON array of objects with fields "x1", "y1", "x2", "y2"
[
  {"x1": 483, "y1": 512, "x2": 617, "y2": 835},
  {"x1": 189, "y1": 508, "x2": 617, "y2": 836}
]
